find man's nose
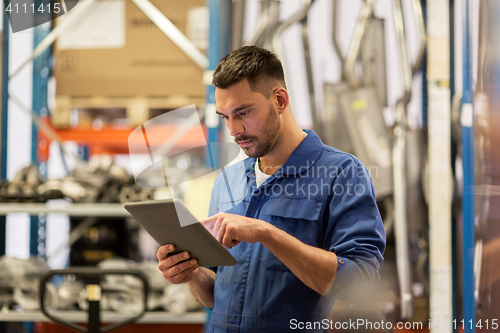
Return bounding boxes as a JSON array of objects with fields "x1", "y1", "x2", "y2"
[{"x1": 227, "y1": 118, "x2": 244, "y2": 137}]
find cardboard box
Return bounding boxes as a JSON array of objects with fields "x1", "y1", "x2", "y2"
[{"x1": 54, "y1": 0, "x2": 207, "y2": 98}]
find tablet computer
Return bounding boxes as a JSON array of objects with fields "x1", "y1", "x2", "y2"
[{"x1": 124, "y1": 199, "x2": 236, "y2": 267}]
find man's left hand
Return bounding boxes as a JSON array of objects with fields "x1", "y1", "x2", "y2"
[{"x1": 201, "y1": 213, "x2": 269, "y2": 248}]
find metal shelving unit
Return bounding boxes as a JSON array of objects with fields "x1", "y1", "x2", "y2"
[
  {"x1": 0, "y1": 310, "x2": 207, "y2": 324},
  {"x1": 0, "y1": 0, "x2": 227, "y2": 330},
  {"x1": 0, "y1": 203, "x2": 130, "y2": 217}
]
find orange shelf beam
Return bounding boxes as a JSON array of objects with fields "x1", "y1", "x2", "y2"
[{"x1": 42, "y1": 124, "x2": 209, "y2": 156}]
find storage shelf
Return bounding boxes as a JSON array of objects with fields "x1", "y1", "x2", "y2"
[
  {"x1": 0, "y1": 310, "x2": 207, "y2": 324},
  {"x1": 52, "y1": 124, "x2": 207, "y2": 155},
  {"x1": 0, "y1": 203, "x2": 130, "y2": 217}
]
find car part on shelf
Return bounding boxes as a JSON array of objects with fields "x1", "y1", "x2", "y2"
[
  {"x1": 57, "y1": 277, "x2": 85, "y2": 310},
  {"x1": 161, "y1": 284, "x2": 202, "y2": 314},
  {"x1": 98, "y1": 259, "x2": 144, "y2": 290},
  {"x1": 40, "y1": 268, "x2": 149, "y2": 333},
  {"x1": 137, "y1": 261, "x2": 172, "y2": 292},
  {"x1": 0, "y1": 256, "x2": 203, "y2": 315},
  {"x1": 0, "y1": 256, "x2": 56, "y2": 311},
  {"x1": 35, "y1": 156, "x2": 133, "y2": 203},
  {"x1": 0, "y1": 256, "x2": 49, "y2": 287},
  {"x1": 5, "y1": 166, "x2": 29, "y2": 201},
  {"x1": 13, "y1": 281, "x2": 58, "y2": 311},
  {"x1": 118, "y1": 179, "x2": 156, "y2": 204},
  {"x1": 24, "y1": 164, "x2": 42, "y2": 201},
  {"x1": 108, "y1": 290, "x2": 144, "y2": 315},
  {"x1": 146, "y1": 292, "x2": 164, "y2": 311},
  {"x1": 5, "y1": 165, "x2": 41, "y2": 202},
  {"x1": 0, "y1": 290, "x2": 13, "y2": 309},
  {"x1": 38, "y1": 178, "x2": 99, "y2": 203},
  {"x1": 118, "y1": 185, "x2": 136, "y2": 203}
]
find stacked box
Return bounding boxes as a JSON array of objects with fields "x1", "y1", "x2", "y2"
[{"x1": 54, "y1": 0, "x2": 207, "y2": 98}]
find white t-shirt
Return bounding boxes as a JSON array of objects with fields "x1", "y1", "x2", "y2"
[{"x1": 255, "y1": 160, "x2": 272, "y2": 187}]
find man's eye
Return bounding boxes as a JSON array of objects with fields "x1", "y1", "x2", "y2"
[
  {"x1": 220, "y1": 115, "x2": 228, "y2": 120},
  {"x1": 237, "y1": 112, "x2": 247, "y2": 116}
]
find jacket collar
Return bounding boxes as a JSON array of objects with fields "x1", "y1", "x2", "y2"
[{"x1": 244, "y1": 129, "x2": 323, "y2": 178}]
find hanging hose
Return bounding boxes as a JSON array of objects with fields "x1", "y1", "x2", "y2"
[
  {"x1": 271, "y1": 0, "x2": 315, "y2": 129},
  {"x1": 391, "y1": 0, "x2": 426, "y2": 319},
  {"x1": 331, "y1": 0, "x2": 345, "y2": 80},
  {"x1": 300, "y1": 12, "x2": 320, "y2": 138},
  {"x1": 344, "y1": 0, "x2": 375, "y2": 88}
]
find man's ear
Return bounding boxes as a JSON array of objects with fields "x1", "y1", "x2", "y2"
[{"x1": 274, "y1": 87, "x2": 289, "y2": 114}]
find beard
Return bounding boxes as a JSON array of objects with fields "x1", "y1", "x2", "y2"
[{"x1": 234, "y1": 104, "x2": 282, "y2": 158}]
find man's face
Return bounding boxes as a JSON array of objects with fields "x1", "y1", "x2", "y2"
[{"x1": 215, "y1": 79, "x2": 282, "y2": 158}]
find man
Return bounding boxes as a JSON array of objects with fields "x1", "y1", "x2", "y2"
[{"x1": 157, "y1": 46, "x2": 385, "y2": 332}]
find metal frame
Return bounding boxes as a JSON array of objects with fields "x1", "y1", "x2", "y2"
[
  {"x1": 29, "y1": 0, "x2": 53, "y2": 264},
  {"x1": 427, "y1": 0, "x2": 453, "y2": 331},
  {"x1": 461, "y1": 0, "x2": 476, "y2": 331},
  {"x1": 205, "y1": 0, "x2": 232, "y2": 171},
  {"x1": 0, "y1": 16, "x2": 9, "y2": 333},
  {"x1": 391, "y1": 0, "x2": 413, "y2": 318},
  {"x1": 0, "y1": 2, "x2": 9, "y2": 259}
]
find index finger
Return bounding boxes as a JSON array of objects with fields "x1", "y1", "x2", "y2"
[
  {"x1": 157, "y1": 244, "x2": 175, "y2": 261},
  {"x1": 200, "y1": 212, "x2": 223, "y2": 228}
]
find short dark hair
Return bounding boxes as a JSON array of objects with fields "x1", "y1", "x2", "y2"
[{"x1": 212, "y1": 45, "x2": 286, "y2": 97}]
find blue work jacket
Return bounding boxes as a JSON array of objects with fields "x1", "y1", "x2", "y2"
[{"x1": 206, "y1": 130, "x2": 386, "y2": 332}]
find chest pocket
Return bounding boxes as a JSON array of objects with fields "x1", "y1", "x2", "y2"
[
  {"x1": 260, "y1": 198, "x2": 323, "y2": 272},
  {"x1": 217, "y1": 200, "x2": 247, "y2": 215}
]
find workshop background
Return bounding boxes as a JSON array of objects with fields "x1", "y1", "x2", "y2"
[{"x1": 0, "y1": 0, "x2": 498, "y2": 332}]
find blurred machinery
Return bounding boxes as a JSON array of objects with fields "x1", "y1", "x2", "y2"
[
  {"x1": 321, "y1": 0, "x2": 428, "y2": 323},
  {"x1": 0, "y1": 153, "x2": 209, "y2": 267},
  {"x1": 0, "y1": 257, "x2": 201, "y2": 315},
  {"x1": 1, "y1": 156, "x2": 152, "y2": 204},
  {"x1": 0, "y1": 152, "x2": 209, "y2": 204},
  {"x1": 0, "y1": 257, "x2": 55, "y2": 311},
  {"x1": 324, "y1": 0, "x2": 393, "y2": 198}
]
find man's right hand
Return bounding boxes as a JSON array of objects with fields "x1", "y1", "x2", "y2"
[{"x1": 157, "y1": 244, "x2": 199, "y2": 284}]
